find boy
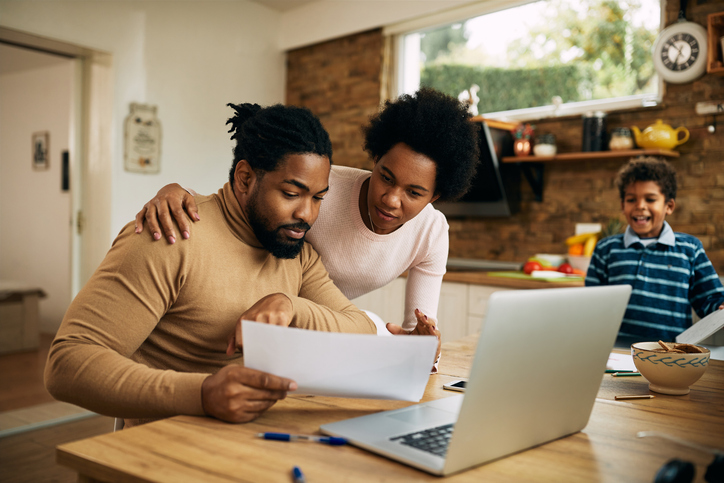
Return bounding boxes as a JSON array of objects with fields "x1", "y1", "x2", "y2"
[{"x1": 586, "y1": 157, "x2": 724, "y2": 342}]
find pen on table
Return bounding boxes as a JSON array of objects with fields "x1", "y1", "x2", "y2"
[
  {"x1": 257, "y1": 432, "x2": 347, "y2": 445},
  {"x1": 611, "y1": 372, "x2": 642, "y2": 377},
  {"x1": 615, "y1": 395, "x2": 655, "y2": 400},
  {"x1": 292, "y1": 466, "x2": 306, "y2": 483},
  {"x1": 605, "y1": 369, "x2": 635, "y2": 373}
]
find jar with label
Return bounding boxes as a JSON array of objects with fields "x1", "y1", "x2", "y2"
[
  {"x1": 609, "y1": 127, "x2": 634, "y2": 150},
  {"x1": 533, "y1": 133, "x2": 557, "y2": 156}
]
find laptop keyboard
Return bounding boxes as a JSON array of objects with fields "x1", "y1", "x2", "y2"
[{"x1": 390, "y1": 423, "x2": 454, "y2": 457}]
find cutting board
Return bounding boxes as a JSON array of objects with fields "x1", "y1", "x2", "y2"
[{"x1": 488, "y1": 271, "x2": 584, "y2": 283}]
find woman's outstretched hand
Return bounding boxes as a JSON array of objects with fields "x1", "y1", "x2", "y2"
[
  {"x1": 134, "y1": 183, "x2": 200, "y2": 244},
  {"x1": 386, "y1": 309, "x2": 441, "y2": 372}
]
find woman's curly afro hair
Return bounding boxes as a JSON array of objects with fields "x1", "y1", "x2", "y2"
[
  {"x1": 362, "y1": 88, "x2": 480, "y2": 202},
  {"x1": 226, "y1": 103, "x2": 332, "y2": 186}
]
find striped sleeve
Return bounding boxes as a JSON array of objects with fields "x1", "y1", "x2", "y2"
[
  {"x1": 685, "y1": 235, "x2": 724, "y2": 318},
  {"x1": 585, "y1": 235, "x2": 622, "y2": 286}
]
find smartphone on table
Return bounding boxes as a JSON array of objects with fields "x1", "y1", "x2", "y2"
[{"x1": 442, "y1": 380, "x2": 467, "y2": 392}]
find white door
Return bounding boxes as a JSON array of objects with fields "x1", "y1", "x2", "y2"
[{"x1": 0, "y1": 43, "x2": 75, "y2": 334}]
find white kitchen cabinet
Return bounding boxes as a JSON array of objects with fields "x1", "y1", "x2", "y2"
[
  {"x1": 466, "y1": 284, "x2": 511, "y2": 335},
  {"x1": 437, "y1": 283, "x2": 512, "y2": 342},
  {"x1": 351, "y1": 278, "x2": 515, "y2": 343},
  {"x1": 437, "y1": 282, "x2": 469, "y2": 343}
]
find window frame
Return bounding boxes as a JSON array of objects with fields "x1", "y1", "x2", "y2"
[{"x1": 385, "y1": 0, "x2": 665, "y2": 122}]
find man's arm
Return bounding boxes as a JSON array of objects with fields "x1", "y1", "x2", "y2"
[
  {"x1": 289, "y1": 245, "x2": 376, "y2": 334},
  {"x1": 45, "y1": 223, "x2": 295, "y2": 423},
  {"x1": 44, "y1": 224, "x2": 206, "y2": 419}
]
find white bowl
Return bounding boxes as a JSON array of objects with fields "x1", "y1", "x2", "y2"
[
  {"x1": 631, "y1": 342, "x2": 710, "y2": 395},
  {"x1": 533, "y1": 253, "x2": 566, "y2": 267},
  {"x1": 533, "y1": 144, "x2": 557, "y2": 156},
  {"x1": 567, "y1": 255, "x2": 591, "y2": 273}
]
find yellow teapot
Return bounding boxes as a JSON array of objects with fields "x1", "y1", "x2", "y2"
[{"x1": 631, "y1": 120, "x2": 689, "y2": 150}]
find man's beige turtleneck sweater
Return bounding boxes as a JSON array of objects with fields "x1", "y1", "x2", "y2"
[{"x1": 45, "y1": 183, "x2": 375, "y2": 421}]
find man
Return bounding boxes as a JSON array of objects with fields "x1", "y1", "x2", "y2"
[{"x1": 45, "y1": 103, "x2": 377, "y2": 427}]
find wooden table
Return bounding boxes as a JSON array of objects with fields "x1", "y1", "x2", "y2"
[{"x1": 57, "y1": 336, "x2": 724, "y2": 482}]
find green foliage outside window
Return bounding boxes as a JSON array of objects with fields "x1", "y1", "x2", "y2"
[
  {"x1": 412, "y1": 0, "x2": 658, "y2": 113},
  {"x1": 421, "y1": 64, "x2": 594, "y2": 113},
  {"x1": 420, "y1": 23, "x2": 469, "y2": 63},
  {"x1": 507, "y1": 0, "x2": 656, "y2": 98}
]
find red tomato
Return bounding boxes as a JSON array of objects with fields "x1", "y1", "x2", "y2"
[
  {"x1": 557, "y1": 263, "x2": 574, "y2": 274},
  {"x1": 523, "y1": 261, "x2": 542, "y2": 275}
]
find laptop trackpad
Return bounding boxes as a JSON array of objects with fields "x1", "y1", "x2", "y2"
[{"x1": 387, "y1": 406, "x2": 453, "y2": 426}]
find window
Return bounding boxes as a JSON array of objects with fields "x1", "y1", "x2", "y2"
[{"x1": 394, "y1": 0, "x2": 662, "y2": 121}]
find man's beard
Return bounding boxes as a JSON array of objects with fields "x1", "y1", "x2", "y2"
[{"x1": 246, "y1": 187, "x2": 310, "y2": 259}]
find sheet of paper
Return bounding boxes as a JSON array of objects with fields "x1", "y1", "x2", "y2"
[
  {"x1": 606, "y1": 352, "x2": 637, "y2": 372},
  {"x1": 676, "y1": 309, "x2": 724, "y2": 344},
  {"x1": 242, "y1": 320, "x2": 438, "y2": 401}
]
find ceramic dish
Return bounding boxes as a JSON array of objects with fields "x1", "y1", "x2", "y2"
[{"x1": 631, "y1": 342, "x2": 710, "y2": 395}]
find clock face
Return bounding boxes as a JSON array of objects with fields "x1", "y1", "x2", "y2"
[
  {"x1": 660, "y1": 33, "x2": 700, "y2": 71},
  {"x1": 652, "y1": 21, "x2": 708, "y2": 84}
]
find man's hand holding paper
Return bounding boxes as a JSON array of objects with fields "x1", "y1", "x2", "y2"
[
  {"x1": 242, "y1": 320, "x2": 438, "y2": 401},
  {"x1": 227, "y1": 293, "x2": 294, "y2": 355}
]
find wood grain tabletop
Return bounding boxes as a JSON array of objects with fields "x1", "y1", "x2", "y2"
[{"x1": 57, "y1": 335, "x2": 723, "y2": 483}]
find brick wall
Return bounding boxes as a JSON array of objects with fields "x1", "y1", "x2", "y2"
[
  {"x1": 286, "y1": 29, "x2": 383, "y2": 170},
  {"x1": 285, "y1": 3, "x2": 724, "y2": 273}
]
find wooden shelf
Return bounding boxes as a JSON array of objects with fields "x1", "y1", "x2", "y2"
[
  {"x1": 708, "y1": 12, "x2": 724, "y2": 76},
  {"x1": 470, "y1": 116, "x2": 518, "y2": 131},
  {"x1": 502, "y1": 148, "x2": 680, "y2": 164}
]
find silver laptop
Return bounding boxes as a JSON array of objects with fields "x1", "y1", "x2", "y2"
[{"x1": 320, "y1": 285, "x2": 632, "y2": 476}]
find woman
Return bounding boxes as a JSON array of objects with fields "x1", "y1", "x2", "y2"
[{"x1": 136, "y1": 88, "x2": 480, "y2": 342}]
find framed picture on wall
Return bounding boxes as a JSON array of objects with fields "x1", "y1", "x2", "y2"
[{"x1": 32, "y1": 131, "x2": 49, "y2": 170}]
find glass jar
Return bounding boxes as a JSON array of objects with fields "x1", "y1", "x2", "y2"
[
  {"x1": 582, "y1": 111, "x2": 607, "y2": 152},
  {"x1": 609, "y1": 127, "x2": 634, "y2": 151},
  {"x1": 533, "y1": 133, "x2": 557, "y2": 156}
]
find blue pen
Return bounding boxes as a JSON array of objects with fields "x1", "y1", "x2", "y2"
[
  {"x1": 257, "y1": 432, "x2": 347, "y2": 445},
  {"x1": 292, "y1": 466, "x2": 306, "y2": 483}
]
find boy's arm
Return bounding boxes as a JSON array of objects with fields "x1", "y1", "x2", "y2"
[{"x1": 689, "y1": 246, "x2": 724, "y2": 317}]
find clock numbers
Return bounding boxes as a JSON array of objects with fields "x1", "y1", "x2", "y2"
[
  {"x1": 660, "y1": 33, "x2": 699, "y2": 71},
  {"x1": 652, "y1": 21, "x2": 708, "y2": 83}
]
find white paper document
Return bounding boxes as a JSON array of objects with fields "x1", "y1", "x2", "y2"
[
  {"x1": 242, "y1": 320, "x2": 438, "y2": 401},
  {"x1": 606, "y1": 352, "x2": 637, "y2": 372}
]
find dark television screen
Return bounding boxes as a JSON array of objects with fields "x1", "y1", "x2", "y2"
[{"x1": 435, "y1": 122, "x2": 520, "y2": 217}]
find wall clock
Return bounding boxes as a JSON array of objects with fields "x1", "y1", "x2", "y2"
[{"x1": 652, "y1": 9, "x2": 708, "y2": 84}]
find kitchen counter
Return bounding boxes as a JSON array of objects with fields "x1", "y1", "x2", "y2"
[
  {"x1": 442, "y1": 271, "x2": 585, "y2": 289},
  {"x1": 446, "y1": 257, "x2": 523, "y2": 272}
]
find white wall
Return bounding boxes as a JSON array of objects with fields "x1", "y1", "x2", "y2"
[
  {"x1": 278, "y1": 0, "x2": 476, "y2": 50},
  {"x1": 0, "y1": 45, "x2": 74, "y2": 332},
  {"x1": 0, "y1": 0, "x2": 488, "y2": 248},
  {"x1": 0, "y1": 0, "x2": 285, "y2": 239}
]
